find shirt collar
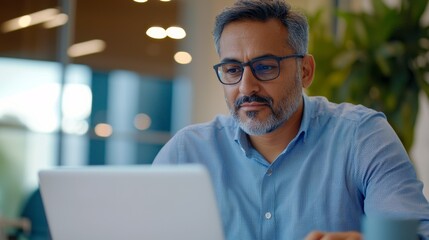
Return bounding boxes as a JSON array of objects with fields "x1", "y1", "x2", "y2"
[{"x1": 234, "y1": 124, "x2": 252, "y2": 155}]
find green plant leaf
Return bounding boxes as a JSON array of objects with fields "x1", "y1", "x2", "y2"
[
  {"x1": 307, "y1": 0, "x2": 429, "y2": 152},
  {"x1": 401, "y1": 0, "x2": 429, "y2": 26},
  {"x1": 372, "y1": 0, "x2": 390, "y2": 16}
]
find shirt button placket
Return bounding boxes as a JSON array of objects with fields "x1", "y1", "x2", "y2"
[{"x1": 261, "y1": 167, "x2": 276, "y2": 240}]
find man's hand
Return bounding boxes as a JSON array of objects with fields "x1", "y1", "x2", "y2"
[{"x1": 305, "y1": 231, "x2": 362, "y2": 240}]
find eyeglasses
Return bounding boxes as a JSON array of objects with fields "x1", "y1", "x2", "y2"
[{"x1": 213, "y1": 54, "x2": 304, "y2": 85}]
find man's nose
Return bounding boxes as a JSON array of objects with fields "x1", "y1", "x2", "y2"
[{"x1": 239, "y1": 66, "x2": 260, "y2": 96}]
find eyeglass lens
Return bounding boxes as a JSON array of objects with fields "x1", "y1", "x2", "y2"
[{"x1": 217, "y1": 57, "x2": 280, "y2": 84}]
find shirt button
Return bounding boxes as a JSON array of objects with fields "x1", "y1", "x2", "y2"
[
  {"x1": 265, "y1": 212, "x2": 272, "y2": 220},
  {"x1": 266, "y1": 169, "x2": 273, "y2": 176}
]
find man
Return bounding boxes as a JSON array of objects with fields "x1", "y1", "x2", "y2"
[{"x1": 153, "y1": 0, "x2": 429, "y2": 239}]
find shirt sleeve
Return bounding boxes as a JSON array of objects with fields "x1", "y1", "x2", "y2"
[{"x1": 354, "y1": 112, "x2": 429, "y2": 239}]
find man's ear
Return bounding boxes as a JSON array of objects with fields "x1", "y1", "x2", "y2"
[{"x1": 301, "y1": 54, "x2": 315, "y2": 89}]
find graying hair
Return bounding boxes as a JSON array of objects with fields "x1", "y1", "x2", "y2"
[{"x1": 213, "y1": 0, "x2": 309, "y2": 55}]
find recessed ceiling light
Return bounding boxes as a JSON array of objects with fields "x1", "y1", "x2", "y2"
[
  {"x1": 146, "y1": 26, "x2": 167, "y2": 39},
  {"x1": 134, "y1": 0, "x2": 148, "y2": 3},
  {"x1": 134, "y1": 113, "x2": 152, "y2": 130},
  {"x1": 94, "y1": 123, "x2": 113, "y2": 138},
  {"x1": 174, "y1": 51, "x2": 192, "y2": 64},
  {"x1": 166, "y1": 26, "x2": 186, "y2": 39}
]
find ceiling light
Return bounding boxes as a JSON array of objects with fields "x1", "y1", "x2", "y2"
[
  {"x1": 166, "y1": 26, "x2": 186, "y2": 39},
  {"x1": 134, "y1": 0, "x2": 148, "y2": 2},
  {"x1": 18, "y1": 16, "x2": 31, "y2": 28},
  {"x1": 146, "y1": 26, "x2": 167, "y2": 39},
  {"x1": 174, "y1": 51, "x2": 192, "y2": 64},
  {"x1": 134, "y1": 113, "x2": 152, "y2": 130},
  {"x1": 160, "y1": 0, "x2": 171, "y2": 2},
  {"x1": 94, "y1": 123, "x2": 112, "y2": 137},
  {"x1": 1, "y1": 8, "x2": 59, "y2": 32},
  {"x1": 68, "y1": 39, "x2": 106, "y2": 58},
  {"x1": 43, "y1": 13, "x2": 68, "y2": 29}
]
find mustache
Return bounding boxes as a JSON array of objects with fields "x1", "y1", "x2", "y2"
[{"x1": 234, "y1": 95, "x2": 273, "y2": 108}]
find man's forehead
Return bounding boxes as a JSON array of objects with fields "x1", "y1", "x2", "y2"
[{"x1": 218, "y1": 19, "x2": 290, "y2": 59}]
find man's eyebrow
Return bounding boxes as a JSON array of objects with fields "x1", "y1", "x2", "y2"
[
  {"x1": 220, "y1": 58, "x2": 241, "y2": 63},
  {"x1": 252, "y1": 54, "x2": 277, "y2": 60},
  {"x1": 220, "y1": 54, "x2": 278, "y2": 63}
]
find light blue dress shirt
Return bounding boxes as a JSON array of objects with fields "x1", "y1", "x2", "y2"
[{"x1": 153, "y1": 94, "x2": 429, "y2": 240}]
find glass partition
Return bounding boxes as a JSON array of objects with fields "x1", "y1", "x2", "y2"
[{"x1": 0, "y1": 0, "x2": 178, "y2": 234}]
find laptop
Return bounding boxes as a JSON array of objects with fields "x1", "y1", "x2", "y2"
[{"x1": 38, "y1": 164, "x2": 225, "y2": 240}]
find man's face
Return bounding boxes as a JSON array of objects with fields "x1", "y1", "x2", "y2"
[{"x1": 218, "y1": 19, "x2": 303, "y2": 135}]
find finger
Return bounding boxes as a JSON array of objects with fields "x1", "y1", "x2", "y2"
[
  {"x1": 320, "y1": 231, "x2": 362, "y2": 240},
  {"x1": 305, "y1": 231, "x2": 325, "y2": 240}
]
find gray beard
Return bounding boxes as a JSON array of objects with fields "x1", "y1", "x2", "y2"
[{"x1": 230, "y1": 74, "x2": 302, "y2": 136}]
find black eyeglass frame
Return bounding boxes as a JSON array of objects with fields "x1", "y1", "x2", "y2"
[{"x1": 213, "y1": 54, "x2": 304, "y2": 85}]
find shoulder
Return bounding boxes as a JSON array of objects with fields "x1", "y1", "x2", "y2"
[
  {"x1": 175, "y1": 114, "x2": 237, "y2": 137},
  {"x1": 307, "y1": 95, "x2": 386, "y2": 125},
  {"x1": 303, "y1": 95, "x2": 393, "y2": 155},
  {"x1": 153, "y1": 115, "x2": 237, "y2": 164},
  {"x1": 307, "y1": 96, "x2": 409, "y2": 165}
]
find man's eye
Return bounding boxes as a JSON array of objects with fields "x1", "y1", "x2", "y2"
[
  {"x1": 254, "y1": 64, "x2": 274, "y2": 71},
  {"x1": 224, "y1": 66, "x2": 242, "y2": 75}
]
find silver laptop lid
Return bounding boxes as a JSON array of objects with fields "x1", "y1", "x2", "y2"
[{"x1": 39, "y1": 164, "x2": 224, "y2": 240}]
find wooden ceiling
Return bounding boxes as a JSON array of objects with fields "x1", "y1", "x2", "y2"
[{"x1": 0, "y1": 0, "x2": 179, "y2": 78}]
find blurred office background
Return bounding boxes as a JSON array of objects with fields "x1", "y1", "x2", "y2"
[{"x1": 0, "y1": 0, "x2": 428, "y2": 239}]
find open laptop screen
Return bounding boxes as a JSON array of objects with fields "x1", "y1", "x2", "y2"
[{"x1": 39, "y1": 164, "x2": 225, "y2": 240}]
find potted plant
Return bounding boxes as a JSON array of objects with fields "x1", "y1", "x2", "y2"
[{"x1": 307, "y1": 0, "x2": 429, "y2": 151}]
